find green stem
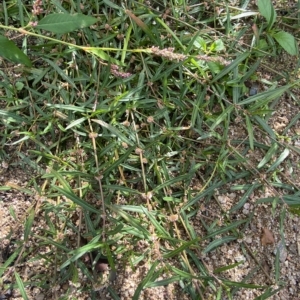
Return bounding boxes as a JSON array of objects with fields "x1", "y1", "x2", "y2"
[{"x1": 0, "y1": 25, "x2": 151, "y2": 54}]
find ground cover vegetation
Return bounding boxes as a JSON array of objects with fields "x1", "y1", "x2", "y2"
[{"x1": 0, "y1": 0, "x2": 300, "y2": 299}]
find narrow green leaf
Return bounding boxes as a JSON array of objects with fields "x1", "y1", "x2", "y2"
[
  {"x1": 65, "y1": 117, "x2": 87, "y2": 130},
  {"x1": 273, "y1": 31, "x2": 298, "y2": 55},
  {"x1": 222, "y1": 279, "x2": 266, "y2": 288},
  {"x1": 171, "y1": 266, "x2": 204, "y2": 280},
  {"x1": 230, "y1": 11, "x2": 259, "y2": 20},
  {"x1": 108, "y1": 205, "x2": 150, "y2": 237},
  {"x1": 258, "y1": 0, "x2": 277, "y2": 29},
  {"x1": 274, "y1": 243, "x2": 281, "y2": 283},
  {"x1": 0, "y1": 110, "x2": 26, "y2": 123},
  {"x1": 35, "y1": 235, "x2": 70, "y2": 251},
  {"x1": 9, "y1": 206, "x2": 17, "y2": 221},
  {"x1": 253, "y1": 116, "x2": 276, "y2": 140},
  {"x1": 103, "y1": 184, "x2": 139, "y2": 195},
  {"x1": 240, "y1": 59, "x2": 261, "y2": 84},
  {"x1": 240, "y1": 85, "x2": 290, "y2": 106},
  {"x1": 61, "y1": 237, "x2": 102, "y2": 269},
  {"x1": 132, "y1": 261, "x2": 159, "y2": 300},
  {"x1": 257, "y1": 142, "x2": 278, "y2": 168},
  {"x1": 210, "y1": 105, "x2": 234, "y2": 130},
  {"x1": 254, "y1": 286, "x2": 284, "y2": 300},
  {"x1": 229, "y1": 184, "x2": 260, "y2": 214},
  {"x1": 91, "y1": 119, "x2": 134, "y2": 146},
  {"x1": 24, "y1": 208, "x2": 35, "y2": 241},
  {"x1": 3, "y1": 0, "x2": 8, "y2": 26},
  {"x1": 103, "y1": 0, "x2": 121, "y2": 9},
  {"x1": 43, "y1": 58, "x2": 76, "y2": 88},
  {"x1": 203, "y1": 236, "x2": 237, "y2": 254},
  {"x1": 163, "y1": 239, "x2": 199, "y2": 259},
  {"x1": 182, "y1": 181, "x2": 224, "y2": 211},
  {"x1": 84, "y1": 47, "x2": 122, "y2": 65},
  {"x1": 146, "y1": 275, "x2": 182, "y2": 287},
  {"x1": 47, "y1": 104, "x2": 90, "y2": 113},
  {"x1": 266, "y1": 148, "x2": 290, "y2": 172},
  {"x1": 204, "y1": 219, "x2": 247, "y2": 240},
  {"x1": 283, "y1": 112, "x2": 300, "y2": 135},
  {"x1": 103, "y1": 146, "x2": 136, "y2": 177},
  {"x1": 53, "y1": 185, "x2": 99, "y2": 214},
  {"x1": 48, "y1": 170, "x2": 73, "y2": 192},
  {"x1": 245, "y1": 115, "x2": 254, "y2": 150},
  {"x1": 141, "y1": 206, "x2": 169, "y2": 237},
  {"x1": 17, "y1": 0, "x2": 24, "y2": 27},
  {"x1": 211, "y1": 52, "x2": 250, "y2": 83},
  {"x1": 107, "y1": 286, "x2": 121, "y2": 300},
  {"x1": 14, "y1": 272, "x2": 29, "y2": 300},
  {"x1": 213, "y1": 261, "x2": 244, "y2": 273},
  {"x1": 152, "y1": 16, "x2": 184, "y2": 49},
  {"x1": 0, "y1": 249, "x2": 20, "y2": 277},
  {"x1": 36, "y1": 13, "x2": 97, "y2": 34},
  {"x1": 0, "y1": 35, "x2": 32, "y2": 67},
  {"x1": 257, "y1": 195, "x2": 300, "y2": 206}
]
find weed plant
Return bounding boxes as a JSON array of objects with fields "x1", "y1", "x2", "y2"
[{"x1": 0, "y1": 0, "x2": 300, "y2": 299}]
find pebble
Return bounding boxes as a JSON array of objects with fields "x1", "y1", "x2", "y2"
[{"x1": 274, "y1": 240, "x2": 288, "y2": 262}]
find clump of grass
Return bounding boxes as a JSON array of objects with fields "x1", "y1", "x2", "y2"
[{"x1": 0, "y1": 0, "x2": 299, "y2": 299}]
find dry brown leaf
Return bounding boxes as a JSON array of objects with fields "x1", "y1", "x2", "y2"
[
  {"x1": 125, "y1": 10, "x2": 148, "y2": 30},
  {"x1": 261, "y1": 228, "x2": 275, "y2": 246},
  {"x1": 261, "y1": 259, "x2": 270, "y2": 274}
]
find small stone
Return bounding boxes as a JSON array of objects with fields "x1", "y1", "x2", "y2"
[
  {"x1": 35, "y1": 293, "x2": 45, "y2": 300},
  {"x1": 245, "y1": 237, "x2": 252, "y2": 244},
  {"x1": 109, "y1": 270, "x2": 117, "y2": 282},
  {"x1": 242, "y1": 208, "x2": 249, "y2": 215},
  {"x1": 274, "y1": 241, "x2": 287, "y2": 262},
  {"x1": 96, "y1": 261, "x2": 109, "y2": 272},
  {"x1": 234, "y1": 254, "x2": 245, "y2": 262}
]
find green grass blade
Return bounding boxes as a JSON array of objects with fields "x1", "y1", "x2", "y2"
[
  {"x1": 211, "y1": 52, "x2": 250, "y2": 83},
  {"x1": 145, "y1": 275, "x2": 182, "y2": 287},
  {"x1": 266, "y1": 148, "x2": 290, "y2": 173},
  {"x1": 14, "y1": 272, "x2": 29, "y2": 300},
  {"x1": 91, "y1": 119, "x2": 134, "y2": 146},
  {"x1": 107, "y1": 286, "x2": 121, "y2": 300},
  {"x1": 17, "y1": 0, "x2": 24, "y2": 27},
  {"x1": 132, "y1": 261, "x2": 159, "y2": 300},
  {"x1": 254, "y1": 286, "x2": 284, "y2": 300},
  {"x1": 210, "y1": 105, "x2": 234, "y2": 131},
  {"x1": 253, "y1": 116, "x2": 276, "y2": 140},
  {"x1": 61, "y1": 237, "x2": 103, "y2": 269},
  {"x1": 203, "y1": 236, "x2": 237, "y2": 254},
  {"x1": 141, "y1": 207, "x2": 170, "y2": 236},
  {"x1": 257, "y1": 142, "x2": 279, "y2": 169},
  {"x1": 108, "y1": 205, "x2": 150, "y2": 238},
  {"x1": 222, "y1": 280, "x2": 266, "y2": 288},
  {"x1": 103, "y1": 0, "x2": 121, "y2": 9},
  {"x1": 229, "y1": 184, "x2": 260, "y2": 214},
  {"x1": 245, "y1": 114, "x2": 254, "y2": 150},
  {"x1": 239, "y1": 85, "x2": 291, "y2": 106},
  {"x1": 43, "y1": 58, "x2": 76, "y2": 88},
  {"x1": 54, "y1": 185, "x2": 99, "y2": 214},
  {"x1": 163, "y1": 238, "x2": 199, "y2": 259},
  {"x1": 24, "y1": 208, "x2": 35, "y2": 241},
  {"x1": 0, "y1": 248, "x2": 20, "y2": 277},
  {"x1": 213, "y1": 261, "x2": 244, "y2": 274},
  {"x1": 204, "y1": 219, "x2": 247, "y2": 240}
]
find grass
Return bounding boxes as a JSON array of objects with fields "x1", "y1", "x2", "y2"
[{"x1": 0, "y1": 0, "x2": 300, "y2": 299}]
